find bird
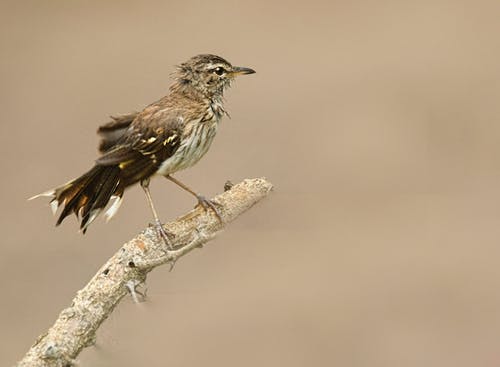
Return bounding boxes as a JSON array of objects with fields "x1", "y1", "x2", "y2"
[{"x1": 30, "y1": 54, "x2": 255, "y2": 245}]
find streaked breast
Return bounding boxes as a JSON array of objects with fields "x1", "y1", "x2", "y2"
[{"x1": 157, "y1": 116, "x2": 219, "y2": 176}]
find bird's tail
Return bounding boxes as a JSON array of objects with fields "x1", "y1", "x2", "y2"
[{"x1": 30, "y1": 165, "x2": 124, "y2": 233}]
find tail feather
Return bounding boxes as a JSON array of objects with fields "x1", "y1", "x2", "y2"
[
  {"x1": 55, "y1": 166, "x2": 103, "y2": 226},
  {"x1": 79, "y1": 167, "x2": 122, "y2": 232},
  {"x1": 32, "y1": 165, "x2": 123, "y2": 233}
]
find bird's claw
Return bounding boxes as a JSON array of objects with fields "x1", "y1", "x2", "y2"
[
  {"x1": 196, "y1": 195, "x2": 223, "y2": 223},
  {"x1": 151, "y1": 220, "x2": 175, "y2": 250}
]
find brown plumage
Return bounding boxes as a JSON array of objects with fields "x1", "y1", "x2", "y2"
[
  {"x1": 97, "y1": 112, "x2": 138, "y2": 152},
  {"x1": 31, "y1": 54, "x2": 255, "y2": 235}
]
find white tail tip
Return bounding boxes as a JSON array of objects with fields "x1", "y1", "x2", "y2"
[
  {"x1": 50, "y1": 200, "x2": 59, "y2": 215},
  {"x1": 105, "y1": 195, "x2": 123, "y2": 222},
  {"x1": 28, "y1": 190, "x2": 55, "y2": 201}
]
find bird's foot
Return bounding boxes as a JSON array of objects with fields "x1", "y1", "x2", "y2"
[
  {"x1": 150, "y1": 220, "x2": 175, "y2": 250},
  {"x1": 196, "y1": 195, "x2": 223, "y2": 224}
]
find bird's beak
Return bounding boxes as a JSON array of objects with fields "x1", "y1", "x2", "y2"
[{"x1": 231, "y1": 66, "x2": 256, "y2": 76}]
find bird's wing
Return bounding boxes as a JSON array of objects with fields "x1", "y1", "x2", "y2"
[
  {"x1": 97, "y1": 112, "x2": 139, "y2": 152},
  {"x1": 95, "y1": 114, "x2": 183, "y2": 184}
]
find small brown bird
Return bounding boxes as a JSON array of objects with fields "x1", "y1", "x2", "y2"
[{"x1": 31, "y1": 54, "x2": 255, "y2": 244}]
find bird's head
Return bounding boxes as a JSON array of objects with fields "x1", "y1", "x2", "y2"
[{"x1": 172, "y1": 54, "x2": 255, "y2": 98}]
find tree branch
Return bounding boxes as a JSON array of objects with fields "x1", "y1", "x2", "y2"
[{"x1": 15, "y1": 178, "x2": 273, "y2": 367}]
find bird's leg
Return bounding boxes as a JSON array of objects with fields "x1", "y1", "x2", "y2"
[
  {"x1": 141, "y1": 179, "x2": 174, "y2": 249},
  {"x1": 165, "y1": 175, "x2": 223, "y2": 223}
]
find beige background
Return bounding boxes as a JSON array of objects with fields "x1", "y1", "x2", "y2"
[{"x1": 2, "y1": 0, "x2": 500, "y2": 366}]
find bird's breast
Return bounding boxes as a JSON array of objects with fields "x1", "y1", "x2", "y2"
[{"x1": 156, "y1": 115, "x2": 220, "y2": 176}]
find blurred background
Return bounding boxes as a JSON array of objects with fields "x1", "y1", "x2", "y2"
[{"x1": 2, "y1": 0, "x2": 500, "y2": 366}]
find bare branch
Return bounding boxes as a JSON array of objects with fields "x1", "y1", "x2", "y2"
[{"x1": 15, "y1": 178, "x2": 273, "y2": 367}]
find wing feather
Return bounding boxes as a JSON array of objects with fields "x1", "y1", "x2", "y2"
[
  {"x1": 95, "y1": 114, "x2": 183, "y2": 185},
  {"x1": 97, "y1": 112, "x2": 139, "y2": 152}
]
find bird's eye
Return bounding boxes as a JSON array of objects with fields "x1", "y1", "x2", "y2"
[{"x1": 213, "y1": 67, "x2": 225, "y2": 76}]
